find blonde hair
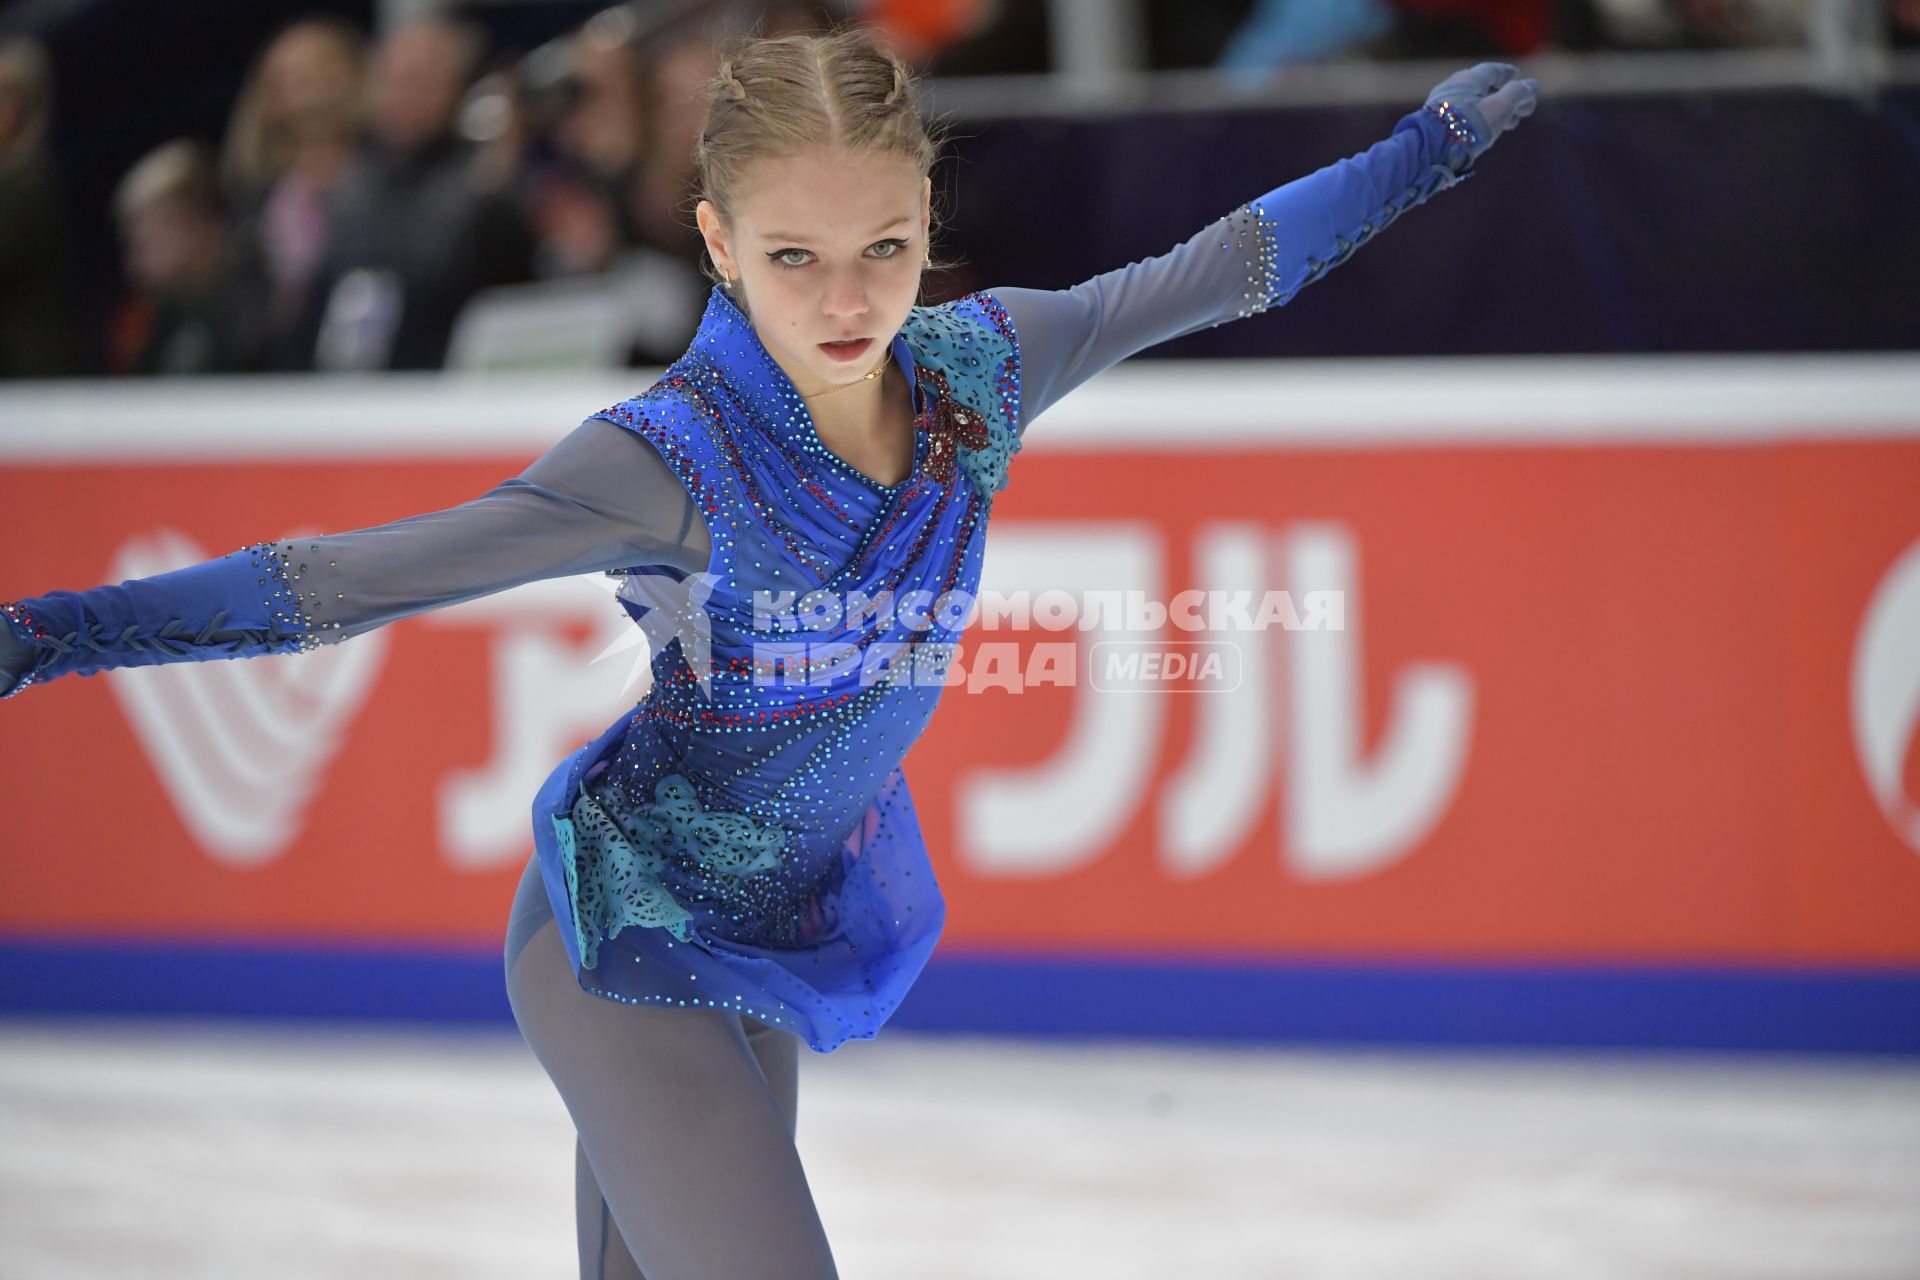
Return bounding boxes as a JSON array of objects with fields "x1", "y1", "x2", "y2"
[
  {"x1": 690, "y1": 22, "x2": 960, "y2": 294},
  {"x1": 115, "y1": 138, "x2": 224, "y2": 224},
  {"x1": 220, "y1": 17, "x2": 367, "y2": 194}
]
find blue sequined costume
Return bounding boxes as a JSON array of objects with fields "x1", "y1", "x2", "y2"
[
  {"x1": 0, "y1": 104, "x2": 1475, "y2": 1052},
  {"x1": 528, "y1": 285, "x2": 1022, "y2": 1050}
]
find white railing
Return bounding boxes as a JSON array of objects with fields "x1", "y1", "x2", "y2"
[{"x1": 2, "y1": 354, "x2": 1916, "y2": 459}]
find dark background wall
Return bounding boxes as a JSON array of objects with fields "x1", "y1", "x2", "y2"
[{"x1": 930, "y1": 87, "x2": 1920, "y2": 356}]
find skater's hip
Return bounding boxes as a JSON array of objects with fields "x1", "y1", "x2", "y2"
[{"x1": 504, "y1": 851, "x2": 554, "y2": 973}]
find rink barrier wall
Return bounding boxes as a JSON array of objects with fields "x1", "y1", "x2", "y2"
[{"x1": 2, "y1": 360, "x2": 1918, "y2": 1054}]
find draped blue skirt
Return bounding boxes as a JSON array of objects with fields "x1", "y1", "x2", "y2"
[{"x1": 528, "y1": 708, "x2": 948, "y2": 1053}]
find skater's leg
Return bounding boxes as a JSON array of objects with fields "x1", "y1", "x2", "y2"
[
  {"x1": 565, "y1": 1011, "x2": 798, "y2": 1279},
  {"x1": 503, "y1": 859, "x2": 836, "y2": 1280},
  {"x1": 564, "y1": 1018, "x2": 797, "y2": 1278},
  {"x1": 510, "y1": 858, "x2": 651, "y2": 1278},
  {"x1": 506, "y1": 853, "x2": 801, "y2": 1140},
  {"x1": 564, "y1": 1014, "x2": 801, "y2": 1278},
  {"x1": 575, "y1": 1135, "x2": 646, "y2": 1280},
  {"x1": 744, "y1": 1014, "x2": 800, "y2": 1140},
  {"x1": 506, "y1": 859, "x2": 646, "y2": 1278}
]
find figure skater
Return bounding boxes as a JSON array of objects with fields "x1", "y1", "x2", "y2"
[{"x1": 0, "y1": 25, "x2": 1536, "y2": 1278}]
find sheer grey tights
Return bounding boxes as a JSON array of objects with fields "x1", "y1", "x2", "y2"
[{"x1": 503, "y1": 855, "x2": 839, "y2": 1279}]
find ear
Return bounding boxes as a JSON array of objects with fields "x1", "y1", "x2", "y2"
[
  {"x1": 920, "y1": 175, "x2": 931, "y2": 241},
  {"x1": 695, "y1": 199, "x2": 734, "y2": 279}
]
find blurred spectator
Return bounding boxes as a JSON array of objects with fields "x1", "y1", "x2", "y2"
[
  {"x1": 1217, "y1": 0, "x2": 1813, "y2": 71},
  {"x1": 1386, "y1": 0, "x2": 1556, "y2": 53},
  {"x1": 449, "y1": 8, "x2": 714, "y2": 370},
  {"x1": 562, "y1": 6, "x2": 648, "y2": 193},
  {"x1": 462, "y1": 65, "x2": 532, "y2": 196},
  {"x1": 1896, "y1": 0, "x2": 1920, "y2": 46},
  {"x1": 1559, "y1": 0, "x2": 1812, "y2": 49},
  {"x1": 1669, "y1": 0, "x2": 1808, "y2": 46},
  {"x1": 855, "y1": 0, "x2": 1004, "y2": 68},
  {"x1": 0, "y1": 38, "x2": 79, "y2": 378},
  {"x1": 1219, "y1": 0, "x2": 1559, "y2": 73},
  {"x1": 109, "y1": 140, "x2": 270, "y2": 376},
  {"x1": 756, "y1": 1, "x2": 852, "y2": 37},
  {"x1": 624, "y1": 23, "x2": 720, "y2": 268},
  {"x1": 1219, "y1": 0, "x2": 1398, "y2": 77},
  {"x1": 221, "y1": 17, "x2": 369, "y2": 371},
  {"x1": 560, "y1": 10, "x2": 732, "y2": 361},
  {"x1": 527, "y1": 5, "x2": 650, "y2": 276},
  {"x1": 293, "y1": 15, "x2": 535, "y2": 370},
  {"x1": 908, "y1": 0, "x2": 1048, "y2": 73}
]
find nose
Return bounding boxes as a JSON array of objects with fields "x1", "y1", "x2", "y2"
[{"x1": 821, "y1": 269, "x2": 870, "y2": 320}]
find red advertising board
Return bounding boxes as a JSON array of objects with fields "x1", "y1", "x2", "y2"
[{"x1": 3, "y1": 364, "x2": 1918, "y2": 973}]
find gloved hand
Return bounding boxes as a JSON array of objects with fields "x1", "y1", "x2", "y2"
[{"x1": 1423, "y1": 62, "x2": 1540, "y2": 169}]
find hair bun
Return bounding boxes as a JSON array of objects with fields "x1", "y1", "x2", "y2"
[
  {"x1": 717, "y1": 59, "x2": 746, "y2": 101},
  {"x1": 883, "y1": 61, "x2": 907, "y2": 107}
]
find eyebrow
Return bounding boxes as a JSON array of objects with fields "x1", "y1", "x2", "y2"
[{"x1": 762, "y1": 216, "x2": 914, "y2": 243}]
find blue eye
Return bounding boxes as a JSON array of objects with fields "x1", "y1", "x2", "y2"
[{"x1": 768, "y1": 239, "x2": 911, "y2": 271}]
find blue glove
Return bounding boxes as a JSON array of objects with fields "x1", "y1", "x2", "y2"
[
  {"x1": 0, "y1": 542, "x2": 314, "y2": 699},
  {"x1": 1423, "y1": 62, "x2": 1540, "y2": 171}
]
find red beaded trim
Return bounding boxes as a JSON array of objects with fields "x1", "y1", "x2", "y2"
[{"x1": 969, "y1": 290, "x2": 1023, "y2": 437}]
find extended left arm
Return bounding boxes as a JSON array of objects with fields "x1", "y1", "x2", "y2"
[{"x1": 996, "y1": 63, "x2": 1538, "y2": 433}]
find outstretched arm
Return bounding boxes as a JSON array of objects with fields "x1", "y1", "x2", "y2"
[
  {"x1": 996, "y1": 64, "x2": 1538, "y2": 434},
  {"x1": 0, "y1": 417, "x2": 711, "y2": 699}
]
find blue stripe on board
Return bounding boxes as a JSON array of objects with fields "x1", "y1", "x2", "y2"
[
  {"x1": 893, "y1": 952, "x2": 1920, "y2": 1055},
  {"x1": 1, "y1": 936, "x2": 1916, "y2": 1055},
  {"x1": 0, "y1": 934, "x2": 515, "y2": 1022}
]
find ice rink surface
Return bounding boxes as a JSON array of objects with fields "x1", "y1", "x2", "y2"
[{"x1": 2, "y1": 1019, "x2": 1917, "y2": 1279}]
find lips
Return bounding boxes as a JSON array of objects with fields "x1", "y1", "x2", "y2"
[{"x1": 818, "y1": 337, "x2": 874, "y2": 362}]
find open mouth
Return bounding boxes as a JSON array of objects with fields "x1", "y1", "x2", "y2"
[{"x1": 818, "y1": 337, "x2": 873, "y2": 362}]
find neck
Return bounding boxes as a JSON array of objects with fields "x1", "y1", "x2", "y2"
[{"x1": 767, "y1": 341, "x2": 896, "y2": 436}]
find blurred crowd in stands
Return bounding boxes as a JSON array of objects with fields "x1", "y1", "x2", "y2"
[{"x1": 0, "y1": 0, "x2": 1913, "y2": 379}]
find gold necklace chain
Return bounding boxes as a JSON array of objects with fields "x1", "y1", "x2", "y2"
[{"x1": 799, "y1": 347, "x2": 890, "y2": 400}]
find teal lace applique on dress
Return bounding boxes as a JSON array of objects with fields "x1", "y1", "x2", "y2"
[
  {"x1": 553, "y1": 770, "x2": 790, "y2": 968},
  {"x1": 550, "y1": 807, "x2": 599, "y2": 967},
  {"x1": 645, "y1": 774, "x2": 788, "y2": 878},
  {"x1": 901, "y1": 295, "x2": 1021, "y2": 498}
]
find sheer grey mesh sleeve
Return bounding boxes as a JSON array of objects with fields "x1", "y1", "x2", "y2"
[
  {"x1": 993, "y1": 104, "x2": 1465, "y2": 434},
  {"x1": 279, "y1": 416, "x2": 711, "y2": 646},
  {"x1": 991, "y1": 211, "x2": 1271, "y2": 437},
  {"x1": 0, "y1": 415, "x2": 710, "y2": 698}
]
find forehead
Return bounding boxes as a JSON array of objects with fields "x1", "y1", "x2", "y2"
[{"x1": 734, "y1": 147, "x2": 923, "y2": 241}]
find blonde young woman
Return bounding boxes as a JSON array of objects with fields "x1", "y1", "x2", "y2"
[
  {"x1": 219, "y1": 18, "x2": 367, "y2": 359},
  {"x1": 0, "y1": 24, "x2": 1536, "y2": 1278}
]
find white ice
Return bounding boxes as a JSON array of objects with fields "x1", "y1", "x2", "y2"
[{"x1": 1, "y1": 1021, "x2": 1916, "y2": 1279}]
